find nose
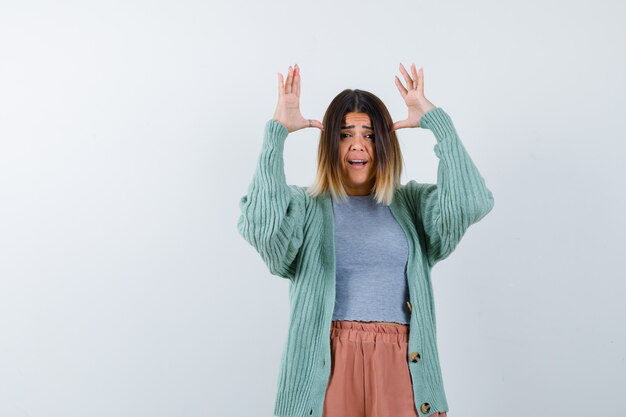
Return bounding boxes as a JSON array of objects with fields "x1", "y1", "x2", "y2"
[{"x1": 349, "y1": 137, "x2": 366, "y2": 151}]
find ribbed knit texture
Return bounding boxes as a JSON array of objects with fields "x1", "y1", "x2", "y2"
[{"x1": 237, "y1": 107, "x2": 495, "y2": 417}]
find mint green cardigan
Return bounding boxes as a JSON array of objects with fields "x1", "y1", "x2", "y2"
[{"x1": 237, "y1": 107, "x2": 495, "y2": 417}]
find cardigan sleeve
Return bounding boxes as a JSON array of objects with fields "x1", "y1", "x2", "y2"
[
  {"x1": 236, "y1": 119, "x2": 306, "y2": 280},
  {"x1": 413, "y1": 107, "x2": 495, "y2": 268}
]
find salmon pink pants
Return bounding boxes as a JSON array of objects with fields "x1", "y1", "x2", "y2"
[{"x1": 322, "y1": 320, "x2": 447, "y2": 417}]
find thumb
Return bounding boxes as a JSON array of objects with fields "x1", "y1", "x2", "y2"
[
  {"x1": 391, "y1": 119, "x2": 412, "y2": 132},
  {"x1": 304, "y1": 118, "x2": 324, "y2": 130},
  {"x1": 311, "y1": 119, "x2": 324, "y2": 130}
]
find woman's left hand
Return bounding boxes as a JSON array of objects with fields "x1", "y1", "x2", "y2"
[{"x1": 392, "y1": 63, "x2": 437, "y2": 131}]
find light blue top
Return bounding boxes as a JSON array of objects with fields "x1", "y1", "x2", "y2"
[{"x1": 331, "y1": 194, "x2": 410, "y2": 324}]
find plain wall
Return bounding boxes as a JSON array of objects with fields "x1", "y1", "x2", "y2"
[{"x1": 0, "y1": 1, "x2": 624, "y2": 416}]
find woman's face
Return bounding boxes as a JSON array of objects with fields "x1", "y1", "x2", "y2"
[{"x1": 338, "y1": 112, "x2": 376, "y2": 196}]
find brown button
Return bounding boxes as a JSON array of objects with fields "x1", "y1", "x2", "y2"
[
  {"x1": 409, "y1": 351, "x2": 421, "y2": 362},
  {"x1": 406, "y1": 300, "x2": 412, "y2": 312},
  {"x1": 420, "y1": 403, "x2": 431, "y2": 414}
]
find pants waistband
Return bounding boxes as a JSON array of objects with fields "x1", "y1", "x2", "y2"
[{"x1": 330, "y1": 320, "x2": 409, "y2": 343}]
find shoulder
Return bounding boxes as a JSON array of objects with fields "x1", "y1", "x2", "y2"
[
  {"x1": 395, "y1": 180, "x2": 435, "y2": 200},
  {"x1": 393, "y1": 181, "x2": 437, "y2": 214},
  {"x1": 289, "y1": 185, "x2": 309, "y2": 198},
  {"x1": 282, "y1": 185, "x2": 309, "y2": 207},
  {"x1": 287, "y1": 185, "x2": 316, "y2": 209}
]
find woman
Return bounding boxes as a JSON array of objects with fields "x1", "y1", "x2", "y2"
[{"x1": 237, "y1": 63, "x2": 494, "y2": 417}]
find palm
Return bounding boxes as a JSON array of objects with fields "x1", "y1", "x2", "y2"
[
  {"x1": 281, "y1": 93, "x2": 303, "y2": 121},
  {"x1": 273, "y1": 64, "x2": 323, "y2": 133},
  {"x1": 392, "y1": 63, "x2": 437, "y2": 131},
  {"x1": 403, "y1": 89, "x2": 421, "y2": 108},
  {"x1": 402, "y1": 90, "x2": 423, "y2": 125}
]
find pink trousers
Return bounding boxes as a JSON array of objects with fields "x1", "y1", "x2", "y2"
[{"x1": 322, "y1": 320, "x2": 448, "y2": 417}]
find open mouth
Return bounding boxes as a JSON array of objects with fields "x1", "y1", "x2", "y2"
[{"x1": 348, "y1": 159, "x2": 368, "y2": 166}]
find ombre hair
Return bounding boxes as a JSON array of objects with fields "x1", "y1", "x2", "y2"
[{"x1": 307, "y1": 89, "x2": 403, "y2": 206}]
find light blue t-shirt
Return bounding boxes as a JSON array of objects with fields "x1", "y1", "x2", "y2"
[{"x1": 331, "y1": 194, "x2": 410, "y2": 324}]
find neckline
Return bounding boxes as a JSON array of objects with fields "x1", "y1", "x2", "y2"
[
  {"x1": 331, "y1": 194, "x2": 378, "y2": 206},
  {"x1": 331, "y1": 194, "x2": 374, "y2": 200}
]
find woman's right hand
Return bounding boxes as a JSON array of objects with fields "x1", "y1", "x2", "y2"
[{"x1": 273, "y1": 64, "x2": 323, "y2": 133}]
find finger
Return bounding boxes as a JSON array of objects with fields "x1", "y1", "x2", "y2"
[
  {"x1": 277, "y1": 72, "x2": 284, "y2": 96},
  {"x1": 394, "y1": 76, "x2": 407, "y2": 97},
  {"x1": 294, "y1": 64, "x2": 301, "y2": 98},
  {"x1": 411, "y1": 63, "x2": 419, "y2": 89},
  {"x1": 286, "y1": 65, "x2": 293, "y2": 94},
  {"x1": 398, "y1": 63, "x2": 414, "y2": 89},
  {"x1": 417, "y1": 67, "x2": 425, "y2": 95}
]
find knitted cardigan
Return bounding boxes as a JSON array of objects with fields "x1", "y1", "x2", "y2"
[{"x1": 237, "y1": 107, "x2": 495, "y2": 417}]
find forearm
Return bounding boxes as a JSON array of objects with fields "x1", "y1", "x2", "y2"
[
  {"x1": 237, "y1": 119, "x2": 304, "y2": 278},
  {"x1": 418, "y1": 108, "x2": 495, "y2": 266},
  {"x1": 421, "y1": 107, "x2": 495, "y2": 223}
]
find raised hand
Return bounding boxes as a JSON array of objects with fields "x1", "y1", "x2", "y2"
[
  {"x1": 392, "y1": 63, "x2": 437, "y2": 131},
  {"x1": 273, "y1": 64, "x2": 323, "y2": 133}
]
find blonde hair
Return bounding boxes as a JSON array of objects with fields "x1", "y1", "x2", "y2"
[{"x1": 307, "y1": 89, "x2": 403, "y2": 205}]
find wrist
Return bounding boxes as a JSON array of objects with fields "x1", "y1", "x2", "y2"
[
  {"x1": 272, "y1": 118, "x2": 289, "y2": 132},
  {"x1": 419, "y1": 108, "x2": 455, "y2": 139}
]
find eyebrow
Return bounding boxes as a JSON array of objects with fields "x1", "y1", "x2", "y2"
[{"x1": 340, "y1": 125, "x2": 374, "y2": 130}]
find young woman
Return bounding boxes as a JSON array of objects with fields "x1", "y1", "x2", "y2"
[{"x1": 237, "y1": 63, "x2": 494, "y2": 417}]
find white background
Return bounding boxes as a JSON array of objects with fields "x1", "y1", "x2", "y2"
[{"x1": 1, "y1": 1, "x2": 624, "y2": 416}]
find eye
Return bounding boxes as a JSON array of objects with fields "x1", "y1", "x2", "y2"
[
  {"x1": 340, "y1": 133, "x2": 351, "y2": 139},
  {"x1": 366, "y1": 134, "x2": 375, "y2": 141}
]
